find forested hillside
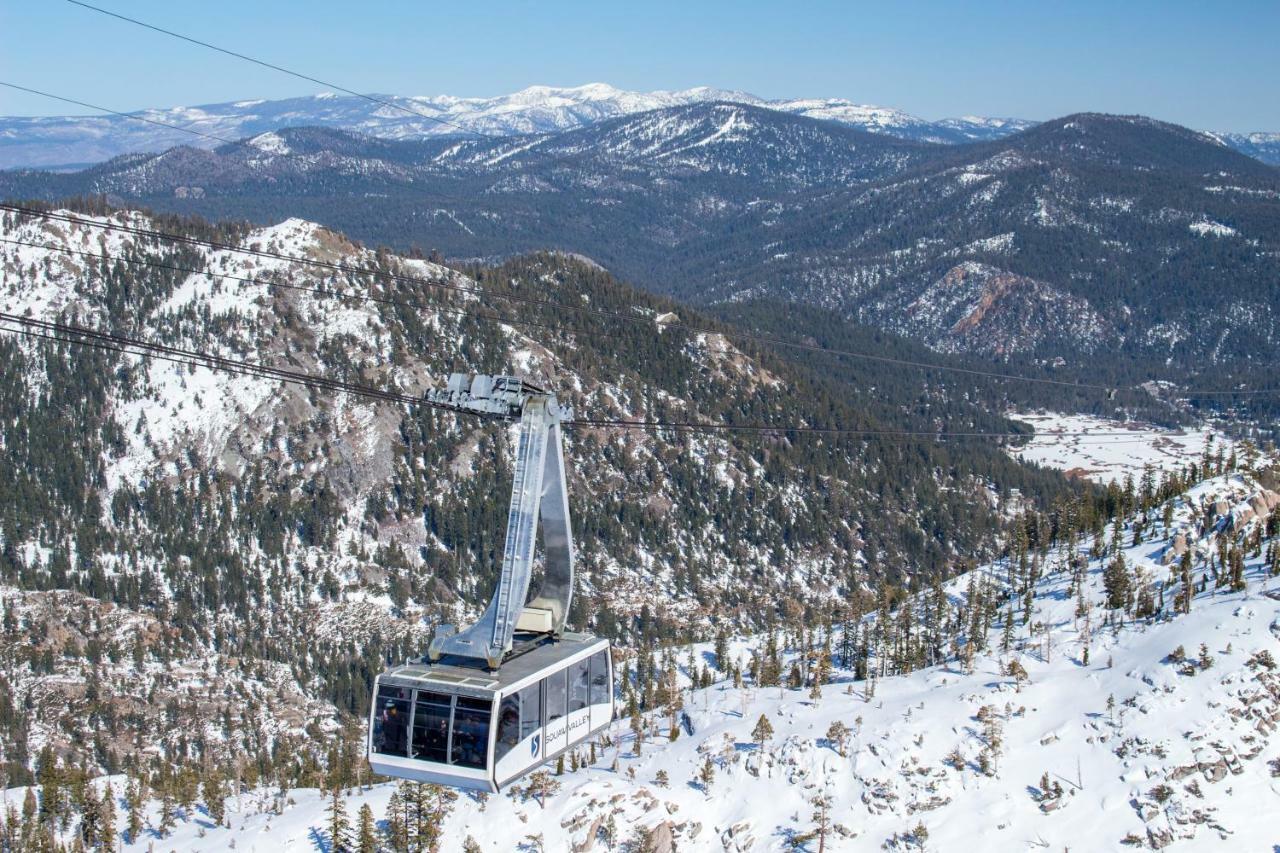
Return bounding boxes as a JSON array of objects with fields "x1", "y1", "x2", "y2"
[{"x1": 0, "y1": 201, "x2": 1090, "y2": 785}]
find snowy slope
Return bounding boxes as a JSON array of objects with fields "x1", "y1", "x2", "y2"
[{"x1": 18, "y1": 467, "x2": 1278, "y2": 851}]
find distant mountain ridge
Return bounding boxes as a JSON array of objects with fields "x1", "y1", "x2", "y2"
[
  {"x1": 0, "y1": 81, "x2": 1182, "y2": 169},
  {"x1": 7, "y1": 82, "x2": 1277, "y2": 171}
]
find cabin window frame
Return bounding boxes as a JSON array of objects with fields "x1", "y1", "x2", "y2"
[
  {"x1": 544, "y1": 668, "x2": 568, "y2": 725},
  {"x1": 568, "y1": 656, "x2": 591, "y2": 712},
  {"x1": 589, "y1": 650, "x2": 610, "y2": 707},
  {"x1": 372, "y1": 684, "x2": 412, "y2": 757},
  {"x1": 409, "y1": 689, "x2": 453, "y2": 764},
  {"x1": 450, "y1": 695, "x2": 494, "y2": 770}
]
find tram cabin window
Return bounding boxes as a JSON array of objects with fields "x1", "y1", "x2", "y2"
[
  {"x1": 373, "y1": 685, "x2": 411, "y2": 757},
  {"x1": 412, "y1": 691, "x2": 451, "y2": 763},
  {"x1": 545, "y1": 670, "x2": 567, "y2": 723},
  {"x1": 568, "y1": 657, "x2": 590, "y2": 712},
  {"x1": 519, "y1": 683, "x2": 541, "y2": 741},
  {"x1": 495, "y1": 695, "x2": 520, "y2": 761},
  {"x1": 589, "y1": 650, "x2": 610, "y2": 707},
  {"x1": 451, "y1": 696, "x2": 492, "y2": 769}
]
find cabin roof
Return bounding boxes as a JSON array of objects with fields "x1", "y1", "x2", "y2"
[{"x1": 381, "y1": 632, "x2": 606, "y2": 697}]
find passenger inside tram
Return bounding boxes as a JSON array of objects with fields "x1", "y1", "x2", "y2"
[
  {"x1": 450, "y1": 697, "x2": 492, "y2": 768},
  {"x1": 375, "y1": 687, "x2": 410, "y2": 756}
]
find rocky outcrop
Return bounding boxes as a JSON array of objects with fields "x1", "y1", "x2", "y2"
[{"x1": 645, "y1": 821, "x2": 675, "y2": 853}]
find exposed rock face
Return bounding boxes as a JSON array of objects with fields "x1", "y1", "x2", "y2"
[
  {"x1": 888, "y1": 262, "x2": 1116, "y2": 357},
  {"x1": 573, "y1": 816, "x2": 604, "y2": 852},
  {"x1": 1231, "y1": 507, "x2": 1256, "y2": 530}
]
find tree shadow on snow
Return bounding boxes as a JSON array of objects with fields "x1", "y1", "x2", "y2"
[{"x1": 309, "y1": 826, "x2": 333, "y2": 852}]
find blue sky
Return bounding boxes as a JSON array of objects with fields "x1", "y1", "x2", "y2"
[{"x1": 2, "y1": 1, "x2": 1277, "y2": 131}]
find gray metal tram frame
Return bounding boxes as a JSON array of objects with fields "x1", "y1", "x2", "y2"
[
  {"x1": 369, "y1": 633, "x2": 612, "y2": 791},
  {"x1": 367, "y1": 374, "x2": 614, "y2": 791}
]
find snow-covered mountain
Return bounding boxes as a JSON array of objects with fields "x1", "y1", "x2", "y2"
[
  {"x1": 8, "y1": 447, "x2": 1278, "y2": 851},
  {"x1": 0, "y1": 202, "x2": 1080, "y2": 781},
  {"x1": 1211, "y1": 131, "x2": 1280, "y2": 166},
  {"x1": 10, "y1": 108, "x2": 1275, "y2": 395},
  {"x1": 0, "y1": 83, "x2": 1034, "y2": 169}
]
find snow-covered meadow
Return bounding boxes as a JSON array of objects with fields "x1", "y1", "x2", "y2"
[{"x1": 1008, "y1": 412, "x2": 1241, "y2": 485}]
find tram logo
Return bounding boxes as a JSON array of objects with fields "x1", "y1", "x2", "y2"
[{"x1": 531, "y1": 734, "x2": 540, "y2": 757}]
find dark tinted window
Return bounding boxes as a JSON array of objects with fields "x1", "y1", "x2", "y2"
[
  {"x1": 450, "y1": 697, "x2": 492, "y2": 769},
  {"x1": 411, "y1": 691, "x2": 451, "y2": 763},
  {"x1": 494, "y1": 695, "x2": 520, "y2": 762},
  {"x1": 373, "y1": 685, "x2": 411, "y2": 757},
  {"x1": 589, "y1": 650, "x2": 610, "y2": 707},
  {"x1": 568, "y1": 658, "x2": 590, "y2": 712},
  {"x1": 545, "y1": 670, "x2": 567, "y2": 723},
  {"x1": 519, "y1": 683, "x2": 542, "y2": 742}
]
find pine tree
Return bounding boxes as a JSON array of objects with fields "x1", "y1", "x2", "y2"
[
  {"x1": 78, "y1": 783, "x2": 100, "y2": 849},
  {"x1": 1178, "y1": 551, "x2": 1194, "y2": 614},
  {"x1": 752, "y1": 713, "x2": 774, "y2": 753},
  {"x1": 355, "y1": 803, "x2": 377, "y2": 853},
  {"x1": 714, "y1": 629, "x2": 729, "y2": 672},
  {"x1": 1103, "y1": 553, "x2": 1132, "y2": 611},
  {"x1": 1228, "y1": 546, "x2": 1246, "y2": 592},
  {"x1": 787, "y1": 660, "x2": 804, "y2": 690},
  {"x1": 910, "y1": 821, "x2": 930, "y2": 851},
  {"x1": 809, "y1": 651, "x2": 830, "y2": 700},
  {"x1": 810, "y1": 792, "x2": 832, "y2": 853},
  {"x1": 697, "y1": 755, "x2": 715, "y2": 794},
  {"x1": 124, "y1": 777, "x2": 145, "y2": 844},
  {"x1": 630, "y1": 708, "x2": 644, "y2": 756},
  {"x1": 202, "y1": 772, "x2": 226, "y2": 826},
  {"x1": 37, "y1": 751, "x2": 61, "y2": 829},
  {"x1": 424, "y1": 784, "x2": 458, "y2": 852},
  {"x1": 526, "y1": 771, "x2": 559, "y2": 810},
  {"x1": 825, "y1": 721, "x2": 851, "y2": 757},
  {"x1": 384, "y1": 789, "x2": 408, "y2": 853},
  {"x1": 98, "y1": 781, "x2": 117, "y2": 852},
  {"x1": 157, "y1": 783, "x2": 177, "y2": 838},
  {"x1": 326, "y1": 784, "x2": 350, "y2": 853}
]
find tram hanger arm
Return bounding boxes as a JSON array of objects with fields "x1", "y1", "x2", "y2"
[{"x1": 426, "y1": 373, "x2": 577, "y2": 670}]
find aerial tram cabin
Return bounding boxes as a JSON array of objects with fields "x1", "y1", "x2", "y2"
[
  {"x1": 368, "y1": 374, "x2": 614, "y2": 791},
  {"x1": 368, "y1": 633, "x2": 612, "y2": 791}
]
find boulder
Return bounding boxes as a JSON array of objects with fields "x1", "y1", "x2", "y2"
[
  {"x1": 645, "y1": 821, "x2": 675, "y2": 853},
  {"x1": 1162, "y1": 532, "x2": 1191, "y2": 565},
  {"x1": 1249, "y1": 495, "x2": 1269, "y2": 517},
  {"x1": 1262, "y1": 490, "x2": 1280, "y2": 510}
]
